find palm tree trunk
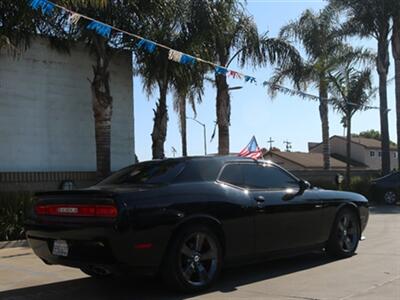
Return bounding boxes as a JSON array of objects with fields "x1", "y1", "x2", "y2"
[
  {"x1": 152, "y1": 79, "x2": 168, "y2": 159},
  {"x1": 377, "y1": 37, "x2": 391, "y2": 174},
  {"x1": 216, "y1": 73, "x2": 230, "y2": 155},
  {"x1": 392, "y1": 16, "x2": 400, "y2": 170},
  {"x1": 179, "y1": 95, "x2": 187, "y2": 156},
  {"x1": 345, "y1": 114, "x2": 351, "y2": 189},
  {"x1": 90, "y1": 36, "x2": 112, "y2": 180},
  {"x1": 319, "y1": 80, "x2": 330, "y2": 170}
]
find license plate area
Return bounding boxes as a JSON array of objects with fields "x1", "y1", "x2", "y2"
[{"x1": 52, "y1": 240, "x2": 69, "y2": 257}]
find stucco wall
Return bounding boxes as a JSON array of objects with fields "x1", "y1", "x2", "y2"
[
  {"x1": 0, "y1": 37, "x2": 134, "y2": 172},
  {"x1": 310, "y1": 137, "x2": 398, "y2": 170}
]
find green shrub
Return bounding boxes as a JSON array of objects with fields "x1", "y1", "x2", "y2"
[
  {"x1": 348, "y1": 176, "x2": 373, "y2": 198},
  {"x1": 0, "y1": 192, "x2": 34, "y2": 241}
]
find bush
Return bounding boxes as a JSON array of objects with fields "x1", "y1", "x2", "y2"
[
  {"x1": 348, "y1": 176, "x2": 373, "y2": 198},
  {"x1": 0, "y1": 192, "x2": 34, "y2": 241}
]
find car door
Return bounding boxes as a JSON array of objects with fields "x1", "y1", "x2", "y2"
[{"x1": 241, "y1": 162, "x2": 324, "y2": 254}]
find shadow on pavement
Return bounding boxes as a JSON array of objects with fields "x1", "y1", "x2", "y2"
[{"x1": 0, "y1": 252, "x2": 336, "y2": 300}]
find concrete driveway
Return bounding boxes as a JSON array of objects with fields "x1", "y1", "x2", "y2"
[{"x1": 0, "y1": 206, "x2": 399, "y2": 300}]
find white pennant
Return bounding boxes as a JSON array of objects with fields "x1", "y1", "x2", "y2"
[
  {"x1": 168, "y1": 49, "x2": 182, "y2": 63},
  {"x1": 69, "y1": 13, "x2": 81, "y2": 25}
]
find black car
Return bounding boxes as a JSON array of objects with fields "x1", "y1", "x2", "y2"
[
  {"x1": 371, "y1": 171, "x2": 400, "y2": 205},
  {"x1": 25, "y1": 156, "x2": 369, "y2": 292}
]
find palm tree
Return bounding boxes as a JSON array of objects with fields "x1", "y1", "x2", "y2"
[
  {"x1": 391, "y1": 3, "x2": 400, "y2": 169},
  {"x1": 329, "y1": 67, "x2": 373, "y2": 188},
  {"x1": 171, "y1": 66, "x2": 205, "y2": 156},
  {"x1": 134, "y1": 0, "x2": 204, "y2": 159},
  {"x1": 329, "y1": 0, "x2": 392, "y2": 174},
  {"x1": 192, "y1": 0, "x2": 301, "y2": 155},
  {"x1": 272, "y1": 8, "x2": 346, "y2": 170}
]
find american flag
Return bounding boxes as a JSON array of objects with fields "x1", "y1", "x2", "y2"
[{"x1": 238, "y1": 136, "x2": 263, "y2": 159}]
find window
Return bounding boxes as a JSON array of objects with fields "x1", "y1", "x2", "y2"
[
  {"x1": 394, "y1": 152, "x2": 398, "y2": 159},
  {"x1": 243, "y1": 164, "x2": 299, "y2": 190},
  {"x1": 378, "y1": 152, "x2": 382, "y2": 157},
  {"x1": 98, "y1": 161, "x2": 185, "y2": 186},
  {"x1": 219, "y1": 163, "x2": 300, "y2": 190},
  {"x1": 218, "y1": 164, "x2": 245, "y2": 187},
  {"x1": 370, "y1": 151, "x2": 375, "y2": 157}
]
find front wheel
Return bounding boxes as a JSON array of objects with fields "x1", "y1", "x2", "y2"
[
  {"x1": 327, "y1": 208, "x2": 361, "y2": 258},
  {"x1": 162, "y1": 225, "x2": 222, "y2": 292}
]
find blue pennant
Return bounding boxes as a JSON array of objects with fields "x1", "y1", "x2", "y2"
[
  {"x1": 29, "y1": 0, "x2": 55, "y2": 15},
  {"x1": 215, "y1": 66, "x2": 228, "y2": 75},
  {"x1": 245, "y1": 76, "x2": 256, "y2": 84},
  {"x1": 87, "y1": 21, "x2": 112, "y2": 38},
  {"x1": 179, "y1": 54, "x2": 196, "y2": 65},
  {"x1": 136, "y1": 39, "x2": 157, "y2": 53}
]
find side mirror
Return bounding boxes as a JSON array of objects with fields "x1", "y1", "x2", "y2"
[{"x1": 299, "y1": 179, "x2": 311, "y2": 191}]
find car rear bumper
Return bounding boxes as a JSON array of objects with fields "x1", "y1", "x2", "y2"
[{"x1": 25, "y1": 225, "x2": 162, "y2": 276}]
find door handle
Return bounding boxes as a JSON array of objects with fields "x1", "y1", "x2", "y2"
[
  {"x1": 314, "y1": 204, "x2": 323, "y2": 208},
  {"x1": 254, "y1": 195, "x2": 265, "y2": 203}
]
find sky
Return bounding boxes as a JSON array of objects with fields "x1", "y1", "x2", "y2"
[{"x1": 133, "y1": 0, "x2": 397, "y2": 162}]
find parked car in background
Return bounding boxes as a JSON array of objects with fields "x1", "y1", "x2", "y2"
[
  {"x1": 25, "y1": 156, "x2": 369, "y2": 292},
  {"x1": 370, "y1": 171, "x2": 400, "y2": 205}
]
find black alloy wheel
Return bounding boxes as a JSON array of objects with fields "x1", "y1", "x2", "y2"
[
  {"x1": 327, "y1": 208, "x2": 360, "y2": 258},
  {"x1": 163, "y1": 225, "x2": 222, "y2": 292},
  {"x1": 383, "y1": 190, "x2": 398, "y2": 205}
]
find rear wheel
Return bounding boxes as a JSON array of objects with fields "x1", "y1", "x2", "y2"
[
  {"x1": 383, "y1": 190, "x2": 398, "y2": 205},
  {"x1": 162, "y1": 225, "x2": 222, "y2": 292},
  {"x1": 327, "y1": 208, "x2": 360, "y2": 258}
]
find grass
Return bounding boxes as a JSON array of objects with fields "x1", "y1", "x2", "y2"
[{"x1": 0, "y1": 192, "x2": 34, "y2": 241}]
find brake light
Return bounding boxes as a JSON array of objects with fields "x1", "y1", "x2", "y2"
[{"x1": 34, "y1": 204, "x2": 118, "y2": 218}]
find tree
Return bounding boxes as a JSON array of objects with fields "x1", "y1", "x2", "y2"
[
  {"x1": 391, "y1": 2, "x2": 400, "y2": 169},
  {"x1": 48, "y1": 1, "x2": 153, "y2": 178},
  {"x1": 271, "y1": 7, "x2": 357, "y2": 170},
  {"x1": 0, "y1": 0, "x2": 37, "y2": 52},
  {"x1": 329, "y1": 67, "x2": 373, "y2": 188},
  {"x1": 192, "y1": 0, "x2": 301, "y2": 155},
  {"x1": 134, "y1": 0, "x2": 207, "y2": 159},
  {"x1": 171, "y1": 66, "x2": 205, "y2": 156},
  {"x1": 330, "y1": 0, "x2": 392, "y2": 174}
]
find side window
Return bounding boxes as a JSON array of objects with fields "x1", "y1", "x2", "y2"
[
  {"x1": 219, "y1": 164, "x2": 245, "y2": 187},
  {"x1": 243, "y1": 164, "x2": 299, "y2": 190}
]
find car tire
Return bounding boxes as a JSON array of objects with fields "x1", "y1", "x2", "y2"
[
  {"x1": 383, "y1": 190, "x2": 398, "y2": 205},
  {"x1": 162, "y1": 224, "x2": 223, "y2": 293},
  {"x1": 80, "y1": 265, "x2": 112, "y2": 278},
  {"x1": 326, "y1": 208, "x2": 361, "y2": 258}
]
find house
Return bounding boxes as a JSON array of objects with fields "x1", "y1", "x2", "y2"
[
  {"x1": 0, "y1": 37, "x2": 135, "y2": 191},
  {"x1": 309, "y1": 135, "x2": 398, "y2": 170},
  {"x1": 263, "y1": 150, "x2": 364, "y2": 171}
]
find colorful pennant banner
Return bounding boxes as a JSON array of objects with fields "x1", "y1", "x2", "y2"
[{"x1": 27, "y1": 0, "x2": 382, "y2": 111}]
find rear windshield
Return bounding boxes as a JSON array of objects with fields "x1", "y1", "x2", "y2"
[{"x1": 97, "y1": 160, "x2": 185, "y2": 186}]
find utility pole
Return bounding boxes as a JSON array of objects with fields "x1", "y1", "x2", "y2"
[
  {"x1": 267, "y1": 137, "x2": 275, "y2": 150},
  {"x1": 171, "y1": 147, "x2": 177, "y2": 157},
  {"x1": 187, "y1": 117, "x2": 207, "y2": 155},
  {"x1": 283, "y1": 141, "x2": 292, "y2": 152}
]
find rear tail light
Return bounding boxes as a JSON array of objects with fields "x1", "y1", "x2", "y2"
[{"x1": 34, "y1": 204, "x2": 118, "y2": 218}]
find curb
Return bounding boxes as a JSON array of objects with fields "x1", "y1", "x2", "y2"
[{"x1": 0, "y1": 240, "x2": 28, "y2": 249}]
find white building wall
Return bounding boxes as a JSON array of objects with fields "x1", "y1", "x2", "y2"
[{"x1": 0, "y1": 37, "x2": 134, "y2": 172}]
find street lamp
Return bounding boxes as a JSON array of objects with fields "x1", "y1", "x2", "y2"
[{"x1": 187, "y1": 117, "x2": 207, "y2": 155}]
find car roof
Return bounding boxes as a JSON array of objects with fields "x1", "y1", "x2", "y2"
[{"x1": 144, "y1": 155, "x2": 260, "y2": 164}]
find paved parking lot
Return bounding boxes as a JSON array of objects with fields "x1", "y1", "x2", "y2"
[{"x1": 0, "y1": 206, "x2": 399, "y2": 300}]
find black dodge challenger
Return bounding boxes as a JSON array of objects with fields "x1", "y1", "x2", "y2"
[{"x1": 25, "y1": 156, "x2": 369, "y2": 292}]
